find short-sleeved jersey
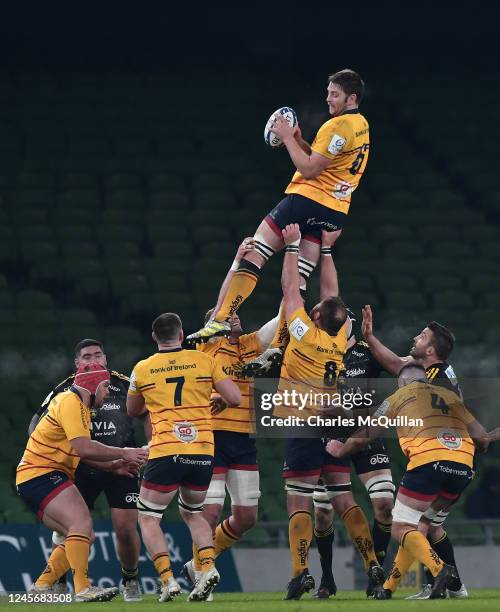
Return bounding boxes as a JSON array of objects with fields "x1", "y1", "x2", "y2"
[
  {"x1": 128, "y1": 348, "x2": 229, "y2": 459},
  {"x1": 36, "y1": 371, "x2": 135, "y2": 448},
  {"x1": 375, "y1": 381, "x2": 475, "y2": 470},
  {"x1": 426, "y1": 362, "x2": 462, "y2": 398},
  {"x1": 16, "y1": 390, "x2": 90, "y2": 485},
  {"x1": 198, "y1": 332, "x2": 261, "y2": 433},
  {"x1": 275, "y1": 307, "x2": 348, "y2": 417},
  {"x1": 285, "y1": 110, "x2": 369, "y2": 214}
]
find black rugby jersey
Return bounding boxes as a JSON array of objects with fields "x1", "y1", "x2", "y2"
[
  {"x1": 36, "y1": 370, "x2": 136, "y2": 448},
  {"x1": 425, "y1": 362, "x2": 462, "y2": 397}
]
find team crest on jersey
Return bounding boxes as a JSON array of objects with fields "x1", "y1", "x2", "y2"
[
  {"x1": 327, "y1": 134, "x2": 346, "y2": 155},
  {"x1": 437, "y1": 429, "x2": 462, "y2": 450},
  {"x1": 173, "y1": 421, "x2": 198, "y2": 443},
  {"x1": 289, "y1": 317, "x2": 309, "y2": 341}
]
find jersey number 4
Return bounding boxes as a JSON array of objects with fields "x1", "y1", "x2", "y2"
[
  {"x1": 165, "y1": 376, "x2": 185, "y2": 406},
  {"x1": 431, "y1": 393, "x2": 450, "y2": 415}
]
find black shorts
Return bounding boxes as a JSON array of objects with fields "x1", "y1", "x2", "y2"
[
  {"x1": 351, "y1": 439, "x2": 391, "y2": 476},
  {"x1": 142, "y1": 455, "x2": 214, "y2": 493},
  {"x1": 17, "y1": 470, "x2": 73, "y2": 519},
  {"x1": 282, "y1": 438, "x2": 350, "y2": 479},
  {"x1": 400, "y1": 461, "x2": 474, "y2": 502},
  {"x1": 213, "y1": 431, "x2": 258, "y2": 474},
  {"x1": 75, "y1": 464, "x2": 140, "y2": 510},
  {"x1": 266, "y1": 194, "x2": 347, "y2": 242}
]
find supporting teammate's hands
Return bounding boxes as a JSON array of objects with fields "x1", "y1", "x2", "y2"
[
  {"x1": 236, "y1": 237, "x2": 255, "y2": 262},
  {"x1": 321, "y1": 229, "x2": 342, "y2": 247},
  {"x1": 122, "y1": 446, "x2": 149, "y2": 467},
  {"x1": 210, "y1": 394, "x2": 227, "y2": 415},
  {"x1": 269, "y1": 113, "x2": 297, "y2": 143},
  {"x1": 325, "y1": 439, "x2": 345, "y2": 458},
  {"x1": 282, "y1": 224, "x2": 301, "y2": 245},
  {"x1": 361, "y1": 305, "x2": 373, "y2": 338},
  {"x1": 112, "y1": 459, "x2": 141, "y2": 478}
]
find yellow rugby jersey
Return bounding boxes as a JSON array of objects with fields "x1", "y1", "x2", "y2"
[
  {"x1": 128, "y1": 348, "x2": 229, "y2": 458},
  {"x1": 198, "y1": 333, "x2": 261, "y2": 433},
  {"x1": 16, "y1": 390, "x2": 90, "y2": 485},
  {"x1": 285, "y1": 110, "x2": 369, "y2": 214},
  {"x1": 376, "y1": 381, "x2": 475, "y2": 470},
  {"x1": 275, "y1": 307, "x2": 348, "y2": 417}
]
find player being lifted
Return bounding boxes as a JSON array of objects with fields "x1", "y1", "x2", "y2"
[
  {"x1": 326, "y1": 363, "x2": 492, "y2": 599},
  {"x1": 127, "y1": 313, "x2": 241, "y2": 602},
  {"x1": 188, "y1": 69, "x2": 369, "y2": 345},
  {"x1": 183, "y1": 239, "x2": 280, "y2": 590},
  {"x1": 16, "y1": 363, "x2": 148, "y2": 602},
  {"x1": 361, "y1": 305, "x2": 468, "y2": 598},
  {"x1": 276, "y1": 224, "x2": 384, "y2": 600}
]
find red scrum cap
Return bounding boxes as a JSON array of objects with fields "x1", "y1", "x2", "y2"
[{"x1": 74, "y1": 362, "x2": 110, "y2": 394}]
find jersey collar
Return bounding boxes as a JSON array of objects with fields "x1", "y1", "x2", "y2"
[
  {"x1": 342, "y1": 108, "x2": 360, "y2": 115},
  {"x1": 70, "y1": 386, "x2": 84, "y2": 401},
  {"x1": 158, "y1": 348, "x2": 183, "y2": 353}
]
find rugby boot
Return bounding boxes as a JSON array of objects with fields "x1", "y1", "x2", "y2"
[
  {"x1": 284, "y1": 569, "x2": 315, "y2": 600},
  {"x1": 240, "y1": 347, "x2": 283, "y2": 377}
]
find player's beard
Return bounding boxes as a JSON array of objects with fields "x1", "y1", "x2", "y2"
[{"x1": 409, "y1": 345, "x2": 424, "y2": 359}]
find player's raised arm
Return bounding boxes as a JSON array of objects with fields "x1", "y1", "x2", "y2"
[
  {"x1": 362, "y1": 305, "x2": 407, "y2": 375},
  {"x1": 319, "y1": 229, "x2": 342, "y2": 299},
  {"x1": 271, "y1": 115, "x2": 332, "y2": 179},
  {"x1": 281, "y1": 224, "x2": 303, "y2": 318}
]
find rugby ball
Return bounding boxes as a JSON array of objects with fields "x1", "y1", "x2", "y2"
[{"x1": 264, "y1": 106, "x2": 297, "y2": 148}]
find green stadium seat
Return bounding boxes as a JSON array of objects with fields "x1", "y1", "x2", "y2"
[
  {"x1": 233, "y1": 173, "x2": 275, "y2": 195},
  {"x1": 106, "y1": 189, "x2": 146, "y2": 211},
  {"x1": 433, "y1": 290, "x2": 474, "y2": 310},
  {"x1": 484, "y1": 291, "x2": 500, "y2": 308},
  {"x1": 378, "y1": 190, "x2": 423, "y2": 211},
  {"x1": 190, "y1": 225, "x2": 231, "y2": 244},
  {"x1": 427, "y1": 189, "x2": 466, "y2": 210},
  {"x1": 110, "y1": 273, "x2": 149, "y2": 298},
  {"x1": 0, "y1": 290, "x2": 16, "y2": 310},
  {"x1": 104, "y1": 326, "x2": 144, "y2": 347},
  {"x1": 154, "y1": 241, "x2": 194, "y2": 259},
  {"x1": 385, "y1": 291, "x2": 427, "y2": 310},
  {"x1": 73, "y1": 276, "x2": 110, "y2": 301},
  {"x1": 102, "y1": 241, "x2": 141, "y2": 259},
  {"x1": 419, "y1": 226, "x2": 460, "y2": 243},
  {"x1": 60, "y1": 172, "x2": 99, "y2": 189},
  {"x1": 21, "y1": 240, "x2": 58, "y2": 262},
  {"x1": 478, "y1": 241, "x2": 500, "y2": 259},
  {"x1": 193, "y1": 190, "x2": 237, "y2": 211},
  {"x1": 422, "y1": 273, "x2": 462, "y2": 293},
  {"x1": 468, "y1": 274, "x2": 500, "y2": 294},
  {"x1": 376, "y1": 274, "x2": 419, "y2": 292},
  {"x1": 150, "y1": 190, "x2": 191, "y2": 210},
  {"x1": 374, "y1": 224, "x2": 414, "y2": 243},
  {"x1": 16, "y1": 290, "x2": 54, "y2": 310},
  {"x1": 9, "y1": 188, "x2": 54, "y2": 209},
  {"x1": 429, "y1": 242, "x2": 474, "y2": 259},
  {"x1": 148, "y1": 172, "x2": 185, "y2": 192},
  {"x1": 383, "y1": 241, "x2": 424, "y2": 258},
  {"x1": 62, "y1": 241, "x2": 100, "y2": 259},
  {"x1": 191, "y1": 173, "x2": 230, "y2": 191},
  {"x1": 58, "y1": 188, "x2": 101, "y2": 210}
]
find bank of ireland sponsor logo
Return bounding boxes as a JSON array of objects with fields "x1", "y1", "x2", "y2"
[
  {"x1": 437, "y1": 429, "x2": 462, "y2": 450},
  {"x1": 173, "y1": 421, "x2": 198, "y2": 443}
]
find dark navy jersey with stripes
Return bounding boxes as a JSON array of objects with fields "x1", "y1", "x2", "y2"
[
  {"x1": 425, "y1": 362, "x2": 462, "y2": 397},
  {"x1": 36, "y1": 371, "x2": 137, "y2": 448}
]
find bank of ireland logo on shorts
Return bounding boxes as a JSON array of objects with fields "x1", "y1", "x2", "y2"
[
  {"x1": 289, "y1": 317, "x2": 309, "y2": 342},
  {"x1": 173, "y1": 421, "x2": 198, "y2": 443},
  {"x1": 437, "y1": 429, "x2": 462, "y2": 450}
]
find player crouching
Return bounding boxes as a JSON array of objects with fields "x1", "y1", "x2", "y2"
[{"x1": 16, "y1": 363, "x2": 148, "y2": 602}]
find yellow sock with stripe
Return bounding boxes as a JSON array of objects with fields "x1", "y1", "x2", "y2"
[
  {"x1": 216, "y1": 260, "x2": 260, "y2": 320},
  {"x1": 270, "y1": 302, "x2": 289, "y2": 350},
  {"x1": 192, "y1": 542, "x2": 201, "y2": 572},
  {"x1": 65, "y1": 533, "x2": 90, "y2": 594},
  {"x1": 35, "y1": 544, "x2": 70, "y2": 587},
  {"x1": 341, "y1": 505, "x2": 379, "y2": 572},
  {"x1": 152, "y1": 552, "x2": 173, "y2": 585},
  {"x1": 289, "y1": 511, "x2": 313, "y2": 578},
  {"x1": 384, "y1": 546, "x2": 414, "y2": 592},
  {"x1": 214, "y1": 519, "x2": 240, "y2": 557},
  {"x1": 198, "y1": 546, "x2": 216, "y2": 573},
  {"x1": 401, "y1": 530, "x2": 444, "y2": 577}
]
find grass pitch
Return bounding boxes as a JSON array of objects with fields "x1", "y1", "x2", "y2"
[{"x1": 1, "y1": 590, "x2": 499, "y2": 611}]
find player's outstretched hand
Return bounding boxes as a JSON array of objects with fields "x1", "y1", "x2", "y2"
[
  {"x1": 325, "y1": 439, "x2": 345, "y2": 458},
  {"x1": 235, "y1": 237, "x2": 255, "y2": 262},
  {"x1": 112, "y1": 459, "x2": 140, "y2": 478},
  {"x1": 282, "y1": 223, "x2": 301, "y2": 245},
  {"x1": 122, "y1": 446, "x2": 149, "y2": 467},
  {"x1": 210, "y1": 395, "x2": 227, "y2": 415},
  {"x1": 361, "y1": 305, "x2": 373, "y2": 338},
  {"x1": 321, "y1": 229, "x2": 342, "y2": 247},
  {"x1": 270, "y1": 114, "x2": 296, "y2": 142}
]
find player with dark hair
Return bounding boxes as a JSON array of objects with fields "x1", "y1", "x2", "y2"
[
  {"x1": 127, "y1": 313, "x2": 241, "y2": 602},
  {"x1": 187, "y1": 69, "x2": 369, "y2": 344},
  {"x1": 276, "y1": 224, "x2": 384, "y2": 600},
  {"x1": 28, "y1": 339, "x2": 150, "y2": 601},
  {"x1": 326, "y1": 363, "x2": 492, "y2": 599},
  {"x1": 361, "y1": 306, "x2": 468, "y2": 598},
  {"x1": 18, "y1": 363, "x2": 148, "y2": 602}
]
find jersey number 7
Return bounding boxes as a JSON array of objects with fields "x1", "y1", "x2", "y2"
[{"x1": 165, "y1": 376, "x2": 185, "y2": 406}]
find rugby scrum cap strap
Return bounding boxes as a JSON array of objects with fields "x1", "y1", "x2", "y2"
[{"x1": 74, "y1": 362, "x2": 110, "y2": 394}]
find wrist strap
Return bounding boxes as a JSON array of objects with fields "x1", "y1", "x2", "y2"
[
  {"x1": 285, "y1": 245, "x2": 299, "y2": 253},
  {"x1": 321, "y1": 247, "x2": 332, "y2": 256},
  {"x1": 230, "y1": 259, "x2": 239, "y2": 271}
]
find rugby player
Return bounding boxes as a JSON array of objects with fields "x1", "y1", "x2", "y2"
[
  {"x1": 362, "y1": 306, "x2": 468, "y2": 598},
  {"x1": 127, "y1": 313, "x2": 241, "y2": 602},
  {"x1": 16, "y1": 363, "x2": 148, "y2": 602},
  {"x1": 183, "y1": 239, "x2": 280, "y2": 590},
  {"x1": 326, "y1": 363, "x2": 491, "y2": 599},
  {"x1": 28, "y1": 339, "x2": 149, "y2": 602},
  {"x1": 187, "y1": 69, "x2": 369, "y2": 343},
  {"x1": 276, "y1": 224, "x2": 384, "y2": 600}
]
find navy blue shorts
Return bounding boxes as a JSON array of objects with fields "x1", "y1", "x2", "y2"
[
  {"x1": 351, "y1": 439, "x2": 391, "y2": 476},
  {"x1": 142, "y1": 455, "x2": 214, "y2": 493},
  {"x1": 400, "y1": 461, "x2": 474, "y2": 502},
  {"x1": 17, "y1": 470, "x2": 73, "y2": 519},
  {"x1": 213, "y1": 431, "x2": 258, "y2": 474},
  {"x1": 282, "y1": 438, "x2": 350, "y2": 479},
  {"x1": 75, "y1": 463, "x2": 139, "y2": 510},
  {"x1": 266, "y1": 194, "x2": 347, "y2": 242}
]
